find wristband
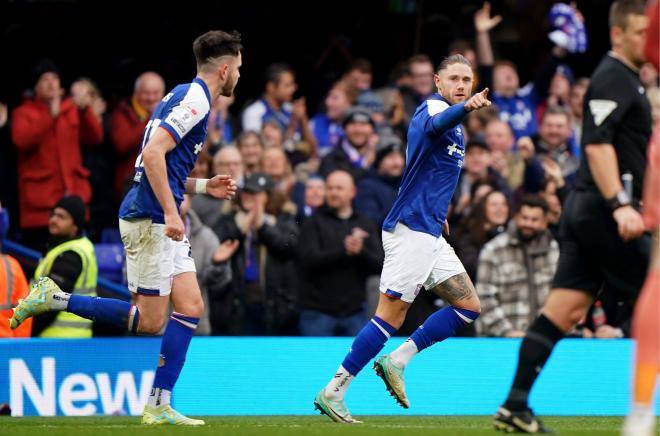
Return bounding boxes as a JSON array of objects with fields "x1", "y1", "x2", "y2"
[
  {"x1": 195, "y1": 178, "x2": 208, "y2": 194},
  {"x1": 606, "y1": 190, "x2": 631, "y2": 211}
]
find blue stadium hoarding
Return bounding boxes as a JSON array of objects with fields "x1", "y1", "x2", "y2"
[{"x1": 0, "y1": 338, "x2": 656, "y2": 416}]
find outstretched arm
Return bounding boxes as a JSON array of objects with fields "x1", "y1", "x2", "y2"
[
  {"x1": 427, "y1": 88, "x2": 491, "y2": 135},
  {"x1": 474, "y1": 2, "x2": 501, "y2": 67}
]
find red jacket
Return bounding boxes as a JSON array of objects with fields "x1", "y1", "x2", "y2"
[
  {"x1": 110, "y1": 99, "x2": 148, "y2": 202},
  {"x1": 11, "y1": 97, "x2": 103, "y2": 228}
]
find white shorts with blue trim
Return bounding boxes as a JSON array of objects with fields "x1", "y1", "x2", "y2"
[
  {"x1": 379, "y1": 222, "x2": 465, "y2": 303},
  {"x1": 119, "y1": 218, "x2": 196, "y2": 297}
]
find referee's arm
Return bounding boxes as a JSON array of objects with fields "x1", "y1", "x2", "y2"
[{"x1": 584, "y1": 144, "x2": 645, "y2": 240}]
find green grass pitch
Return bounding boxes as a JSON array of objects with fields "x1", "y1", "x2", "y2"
[{"x1": 0, "y1": 415, "x2": 645, "y2": 436}]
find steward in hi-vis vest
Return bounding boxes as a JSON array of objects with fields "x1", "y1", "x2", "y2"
[{"x1": 32, "y1": 196, "x2": 97, "y2": 338}]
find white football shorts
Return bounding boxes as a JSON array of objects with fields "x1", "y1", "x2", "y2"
[
  {"x1": 379, "y1": 222, "x2": 466, "y2": 303},
  {"x1": 119, "y1": 218, "x2": 196, "y2": 297}
]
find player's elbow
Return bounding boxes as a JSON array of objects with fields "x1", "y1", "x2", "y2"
[{"x1": 141, "y1": 145, "x2": 164, "y2": 171}]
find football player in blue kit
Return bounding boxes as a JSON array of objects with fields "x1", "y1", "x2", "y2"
[
  {"x1": 314, "y1": 54, "x2": 491, "y2": 423},
  {"x1": 11, "y1": 30, "x2": 242, "y2": 425}
]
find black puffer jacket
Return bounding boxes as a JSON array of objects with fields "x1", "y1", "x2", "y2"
[
  {"x1": 298, "y1": 206, "x2": 384, "y2": 317},
  {"x1": 213, "y1": 209, "x2": 300, "y2": 335}
]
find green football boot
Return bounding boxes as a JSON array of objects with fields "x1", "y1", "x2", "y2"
[
  {"x1": 141, "y1": 404, "x2": 205, "y2": 426},
  {"x1": 373, "y1": 355, "x2": 410, "y2": 408},
  {"x1": 10, "y1": 277, "x2": 63, "y2": 330},
  {"x1": 313, "y1": 389, "x2": 362, "y2": 424}
]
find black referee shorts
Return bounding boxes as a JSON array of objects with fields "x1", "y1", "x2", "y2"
[{"x1": 552, "y1": 190, "x2": 651, "y2": 301}]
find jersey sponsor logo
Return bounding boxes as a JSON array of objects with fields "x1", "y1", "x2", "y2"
[
  {"x1": 589, "y1": 99, "x2": 618, "y2": 126},
  {"x1": 446, "y1": 144, "x2": 464, "y2": 157},
  {"x1": 166, "y1": 105, "x2": 197, "y2": 136},
  {"x1": 194, "y1": 142, "x2": 203, "y2": 155},
  {"x1": 162, "y1": 92, "x2": 173, "y2": 103}
]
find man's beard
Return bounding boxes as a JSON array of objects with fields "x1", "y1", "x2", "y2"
[
  {"x1": 221, "y1": 76, "x2": 236, "y2": 97},
  {"x1": 517, "y1": 228, "x2": 540, "y2": 242}
]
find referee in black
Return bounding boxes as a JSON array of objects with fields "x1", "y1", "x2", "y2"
[{"x1": 494, "y1": 1, "x2": 652, "y2": 433}]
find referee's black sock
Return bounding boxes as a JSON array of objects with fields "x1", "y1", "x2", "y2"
[{"x1": 504, "y1": 314, "x2": 564, "y2": 412}]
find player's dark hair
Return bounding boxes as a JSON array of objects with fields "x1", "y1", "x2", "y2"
[
  {"x1": 609, "y1": 0, "x2": 646, "y2": 30},
  {"x1": 437, "y1": 54, "x2": 472, "y2": 73},
  {"x1": 518, "y1": 195, "x2": 549, "y2": 214},
  {"x1": 264, "y1": 63, "x2": 295, "y2": 86},
  {"x1": 193, "y1": 30, "x2": 242, "y2": 68}
]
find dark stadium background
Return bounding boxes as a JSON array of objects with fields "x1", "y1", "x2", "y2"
[{"x1": 0, "y1": 0, "x2": 613, "y2": 114}]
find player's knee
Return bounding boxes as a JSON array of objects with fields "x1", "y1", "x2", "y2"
[
  {"x1": 176, "y1": 297, "x2": 204, "y2": 319},
  {"x1": 375, "y1": 296, "x2": 409, "y2": 329},
  {"x1": 190, "y1": 298, "x2": 204, "y2": 318},
  {"x1": 453, "y1": 297, "x2": 481, "y2": 315},
  {"x1": 544, "y1": 305, "x2": 585, "y2": 331},
  {"x1": 566, "y1": 307, "x2": 587, "y2": 327},
  {"x1": 138, "y1": 314, "x2": 167, "y2": 335}
]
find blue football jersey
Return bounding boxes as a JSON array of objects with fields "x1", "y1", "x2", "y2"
[
  {"x1": 119, "y1": 77, "x2": 211, "y2": 224},
  {"x1": 382, "y1": 94, "x2": 467, "y2": 238}
]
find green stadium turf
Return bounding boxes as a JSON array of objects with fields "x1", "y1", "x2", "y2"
[{"x1": 0, "y1": 416, "x2": 644, "y2": 436}]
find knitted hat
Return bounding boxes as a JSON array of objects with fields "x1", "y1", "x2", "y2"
[
  {"x1": 342, "y1": 106, "x2": 374, "y2": 128},
  {"x1": 53, "y1": 196, "x2": 86, "y2": 233}
]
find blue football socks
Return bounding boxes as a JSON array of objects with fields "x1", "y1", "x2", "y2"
[
  {"x1": 410, "y1": 306, "x2": 480, "y2": 351},
  {"x1": 341, "y1": 316, "x2": 397, "y2": 376},
  {"x1": 67, "y1": 295, "x2": 140, "y2": 333},
  {"x1": 152, "y1": 312, "x2": 199, "y2": 392}
]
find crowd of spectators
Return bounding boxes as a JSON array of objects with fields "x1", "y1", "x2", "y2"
[{"x1": 1, "y1": 3, "x2": 658, "y2": 338}]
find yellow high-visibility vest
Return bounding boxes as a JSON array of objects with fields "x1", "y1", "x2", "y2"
[{"x1": 34, "y1": 237, "x2": 97, "y2": 338}]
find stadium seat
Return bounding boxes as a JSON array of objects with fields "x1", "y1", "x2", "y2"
[
  {"x1": 100, "y1": 228, "x2": 122, "y2": 244},
  {"x1": 94, "y1": 243, "x2": 125, "y2": 284}
]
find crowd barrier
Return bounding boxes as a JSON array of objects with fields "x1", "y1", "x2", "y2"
[{"x1": 1, "y1": 337, "x2": 655, "y2": 417}]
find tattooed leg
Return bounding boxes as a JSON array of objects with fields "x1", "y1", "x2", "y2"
[
  {"x1": 388, "y1": 272, "x2": 481, "y2": 370},
  {"x1": 430, "y1": 272, "x2": 481, "y2": 311}
]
